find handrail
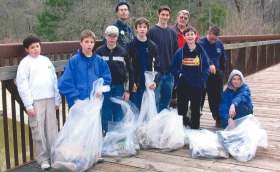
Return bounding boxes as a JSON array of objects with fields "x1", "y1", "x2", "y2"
[
  {"x1": 224, "y1": 40, "x2": 280, "y2": 49},
  {"x1": 219, "y1": 34, "x2": 280, "y2": 43},
  {"x1": 0, "y1": 39, "x2": 279, "y2": 80}
]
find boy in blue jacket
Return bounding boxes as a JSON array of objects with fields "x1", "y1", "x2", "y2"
[
  {"x1": 171, "y1": 26, "x2": 209, "y2": 129},
  {"x1": 219, "y1": 69, "x2": 253, "y2": 128},
  {"x1": 59, "y1": 29, "x2": 111, "y2": 108}
]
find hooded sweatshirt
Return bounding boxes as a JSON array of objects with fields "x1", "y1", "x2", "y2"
[
  {"x1": 219, "y1": 69, "x2": 253, "y2": 128},
  {"x1": 171, "y1": 42, "x2": 209, "y2": 88},
  {"x1": 58, "y1": 50, "x2": 111, "y2": 107}
]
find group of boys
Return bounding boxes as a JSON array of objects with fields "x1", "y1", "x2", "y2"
[{"x1": 16, "y1": 2, "x2": 227, "y2": 170}]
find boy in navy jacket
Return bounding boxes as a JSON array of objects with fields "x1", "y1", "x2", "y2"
[
  {"x1": 172, "y1": 26, "x2": 209, "y2": 129},
  {"x1": 199, "y1": 26, "x2": 227, "y2": 127}
]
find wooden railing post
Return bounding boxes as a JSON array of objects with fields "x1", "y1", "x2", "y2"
[
  {"x1": 29, "y1": 127, "x2": 33, "y2": 160},
  {"x1": 238, "y1": 48, "x2": 246, "y2": 75},
  {"x1": 247, "y1": 46, "x2": 257, "y2": 75},
  {"x1": 276, "y1": 43, "x2": 280, "y2": 63},
  {"x1": 19, "y1": 105, "x2": 27, "y2": 163},
  {"x1": 11, "y1": 93, "x2": 19, "y2": 166},
  {"x1": 1, "y1": 81, "x2": 11, "y2": 169}
]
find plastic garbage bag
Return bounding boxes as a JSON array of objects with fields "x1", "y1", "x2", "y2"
[
  {"x1": 137, "y1": 109, "x2": 185, "y2": 150},
  {"x1": 51, "y1": 78, "x2": 109, "y2": 172},
  {"x1": 217, "y1": 114, "x2": 268, "y2": 162},
  {"x1": 137, "y1": 71, "x2": 158, "y2": 125},
  {"x1": 136, "y1": 71, "x2": 185, "y2": 150},
  {"x1": 102, "y1": 98, "x2": 139, "y2": 157},
  {"x1": 185, "y1": 129, "x2": 229, "y2": 159}
]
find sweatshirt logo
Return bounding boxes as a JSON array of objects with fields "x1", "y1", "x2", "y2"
[{"x1": 182, "y1": 56, "x2": 200, "y2": 66}]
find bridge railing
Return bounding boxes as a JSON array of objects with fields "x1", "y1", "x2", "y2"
[{"x1": 0, "y1": 35, "x2": 280, "y2": 171}]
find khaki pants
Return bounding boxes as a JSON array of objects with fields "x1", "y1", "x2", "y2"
[{"x1": 28, "y1": 98, "x2": 58, "y2": 165}]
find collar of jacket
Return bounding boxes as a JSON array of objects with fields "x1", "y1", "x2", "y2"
[
  {"x1": 77, "y1": 49, "x2": 97, "y2": 61},
  {"x1": 105, "y1": 44, "x2": 120, "y2": 52},
  {"x1": 183, "y1": 42, "x2": 202, "y2": 52},
  {"x1": 116, "y1": 19, "x2": 129, "y2": 28},
  {"x1": 132, "y1": 37, "x2": 153, "y2": 48}
]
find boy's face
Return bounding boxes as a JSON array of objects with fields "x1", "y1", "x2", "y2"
[
  {"x1": 207, "y1": 32, "x2": 218, "y2": 44},
  {"x1": 158, "y1": 10, "x2": 170, "y2": 24},
  {"x1": 117, "y1": 4, "x2": 129, "y2": 21},
  {"x1": 106, "y1": 34, "x2": 118, "y2": 47},
  {"x1": 25, "y1": 42, "x2": 41, "y2": 57},
  {"x1": 136, "y1": 23, "x2": 148, "y2": 38},
  {"x1": 184, "y1": 31, "x2": 196, "y2": 44},
  {"x1": 231, "y1": 75, "x2": 242, "y2": 89},
  {"x1": 80, "y1": 37, "x2": 95, "y2": 55}
]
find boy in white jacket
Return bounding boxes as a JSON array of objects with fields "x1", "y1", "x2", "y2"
[{"x1": 16, "y1": 36, "x2": 61, "y2": 170}]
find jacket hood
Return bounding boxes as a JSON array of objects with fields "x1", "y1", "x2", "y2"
[{"x1": 227, "y1": 69, "x2": 245, "y2": 90}]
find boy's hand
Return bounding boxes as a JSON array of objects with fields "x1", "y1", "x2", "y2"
[
  {"x1": 209, "y1": 65, "x2": 216, "y2": 74},
  {"x1": 95, "y1": 92, "x2": 102, "y2": 98},
  {"x1": 27, "y1": 107, "x2": 36, "y2": 117},
  {"x1": 148, "y1": 82, "x2": 156, "y2": 90},
  {"x1": 123, "y1": 91, "x2": 130, "y2": 101},
  {"x1": 229, "y1": 104, "x2": 236, "y2": 118},
  {"x1": 55, "y1": 105, "x2": 60, "y2": 110},
  {"x1": 228, "y1": 118, "x2": 236, "y2": 129}
]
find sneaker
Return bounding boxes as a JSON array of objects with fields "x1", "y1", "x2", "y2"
[
  {"x1": 41, "y1": 162, "x2": 50, "y2": 170},
  {"x1": 97, "y1": 157, "x2": 104, "y2": 163}
]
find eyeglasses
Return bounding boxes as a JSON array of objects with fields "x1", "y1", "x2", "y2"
[{"x1": 179, "y1": 16, "x2": 188, "y2": 20}]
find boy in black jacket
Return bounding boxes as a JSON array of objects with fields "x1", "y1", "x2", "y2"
[
  {"x1": 96, "y1": 25, "x2": 133, "y2": 133},
  {"x1": 128, "y1": 17, "x2": 160, "y2": 109}
]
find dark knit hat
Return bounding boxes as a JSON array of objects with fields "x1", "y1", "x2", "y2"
[{"x1": 115, "y1": 1, "x2": 130, "y2": 12}]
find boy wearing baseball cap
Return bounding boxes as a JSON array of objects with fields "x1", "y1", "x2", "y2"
[{"x1": 96, "y1": 25, "x2": 133, "y2": 133}]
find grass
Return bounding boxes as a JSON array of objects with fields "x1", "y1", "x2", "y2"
[{"x1": 0, "y1": 115, "x2": 31, "y2": 171}]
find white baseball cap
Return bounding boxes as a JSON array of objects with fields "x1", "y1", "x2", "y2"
[{"x1": 105, "y1": 25, "x2": 119, "y2": 36}]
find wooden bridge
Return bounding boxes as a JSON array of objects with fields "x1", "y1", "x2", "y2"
[{"x1": 1, "y1": 35, "x2": 280, "y2": 172}]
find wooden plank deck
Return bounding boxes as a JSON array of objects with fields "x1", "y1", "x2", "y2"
[{"x1": 8, "y1": 64, "x2": 280, "y2": 172}]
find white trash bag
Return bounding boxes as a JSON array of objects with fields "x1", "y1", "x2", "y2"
[
  {"x1": 137, "y1": 109, "x2": 185, "y2": 150},
  {"x1": 185, "y1": 129, "x2": 229, "y2": 159},
  {"x1": 137, "y1": 71, "x2": 158, "y2": 125},
  {"x1": 51, "y1": 78, "x2": 109, "y2": 172},
  {"x1": 102, "y1": 98, "x2": 139, "y2": 157},
  {"x1": 136, "y1": 71, "x2": 185, "y2": 150},
  {"x1": 217, "y1": 114, "x2": 268, "y2": 162}
]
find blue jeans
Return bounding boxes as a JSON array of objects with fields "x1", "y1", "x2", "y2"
[
  {"x1": 155, "y1": 73, "x2": 174, "y2": 112},
  {"x1": 130, "y1": 88, "x2": 145, "y2": 110},
  {"x1": 101, "y1": 84, "x2": 124, "y2": 133}
]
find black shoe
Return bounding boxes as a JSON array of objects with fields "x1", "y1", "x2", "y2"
[{"x1": 183, "y1": 116, "x2": 190, "y2": 127}]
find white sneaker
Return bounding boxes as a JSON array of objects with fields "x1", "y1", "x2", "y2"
[{"x1": 41, "y1": 162, "x2": 50, "y2": 170}]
